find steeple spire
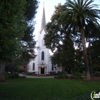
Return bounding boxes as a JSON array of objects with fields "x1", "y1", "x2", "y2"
[{"x1": 40, "y1": 2, "x2": 46, "y2": 33}]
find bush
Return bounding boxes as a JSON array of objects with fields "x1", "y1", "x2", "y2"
[
  {"x1": 70, "y1": 72, "x2": 83, "y2": 79},
  {"x1": 55, "y1": 71, "x2": 68, "y2": 79},
  {"x1": 5, "y1": 72, "x2": 9, "y2": 79},
  {"x1": 25, "y1": 72, "x2": 35, "y2": 75},
  {"x1": 94, "y1": 71, "x2": 100, "y2": 76},
  {"x1": 50, "y1": 72, "x2": 57, "y2": 75},
  {"x1": 8, "y1": 72, "x2": 19, "y2": 78}
]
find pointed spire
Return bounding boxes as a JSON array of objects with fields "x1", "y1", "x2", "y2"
[{"x1": 40, "y1": 2, "x2": 46, "y2": 33}]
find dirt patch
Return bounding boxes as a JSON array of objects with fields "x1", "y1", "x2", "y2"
[
  {"x1": 83, "y1": 76, "x2": 100, "y2": 82},
  {"x1": 91, "y1": 77, "x2": 100, "y2": 80}
]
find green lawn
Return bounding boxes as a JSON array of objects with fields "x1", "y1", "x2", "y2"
[{"x1": 0, "y1": 78, "x2": 100, "y2": 100}]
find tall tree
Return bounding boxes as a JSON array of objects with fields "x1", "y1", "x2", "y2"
[
  {"x1": 44, "y1": 5, "x2": 69, "y2": 51},
  {"x1": 22, "y1": 0, "x2": 38, "y2": 52},
  {"x1": 18, "y1": 0, "x2": 39, "y2": 68},
  {"x1": 44, "y1": 4, "x2": 75, "y2": 73},
  {"x1": 6, "y1": 0, "x2": 39, "y2": 72},
  {"x1": 0, "y1": 0, "x2": 26, "y2": 81},
  {"x1": 51, "y1": 37, "x2": 75, "y2": 72},
  {"x1": 59, "y1": 0, "x2": 100, "y2": 80},
  {"x1": 45, "y1": 0, "x2": 100, "y2": 80}
]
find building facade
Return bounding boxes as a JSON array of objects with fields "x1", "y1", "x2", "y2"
[{"x1": 27, "y1": 4, "x2": 53, "y2": 74}]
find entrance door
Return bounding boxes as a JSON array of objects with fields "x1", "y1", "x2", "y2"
[{"x1": 41, "y1": 67, "x2": 44, "y2": 74}]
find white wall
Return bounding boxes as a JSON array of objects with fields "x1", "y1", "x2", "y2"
[{"x1": 27, "y1": 30, "x2": 52, "y2": 74}]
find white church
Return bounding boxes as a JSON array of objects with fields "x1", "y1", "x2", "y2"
[{"x1": 27, "y1": 4, "x2": 62, "y2": 75}]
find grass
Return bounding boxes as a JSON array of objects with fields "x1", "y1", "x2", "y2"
[{"x1": 0, "y1": 78, "x2": 100, "y2": 100}]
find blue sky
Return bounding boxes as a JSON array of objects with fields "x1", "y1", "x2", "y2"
[{"x1": 33, "y1": 0, "x2": 100, "y2": 40}]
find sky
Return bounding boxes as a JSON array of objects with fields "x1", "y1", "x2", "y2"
[{"x1": 33, "y1": 0, "x2": 100, "y2": 40}]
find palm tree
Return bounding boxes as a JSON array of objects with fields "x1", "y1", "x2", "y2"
[{"x1": 60, "y1": 0, "x2": 100, "y2": 80}]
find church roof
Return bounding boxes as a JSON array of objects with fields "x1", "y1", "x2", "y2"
[{"x1": 40, "y1": 3, "x2": 46, "y2": 34}]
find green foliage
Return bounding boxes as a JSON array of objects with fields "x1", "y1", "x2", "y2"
[
  {"x1": 5, "y1": 72, "x2": 9, "y2": 79},
  {"x1": 50, "y1": 72, "x2": 57, "y2": 75},
  {"x1": 0, "y1": 0, "x2": 38, "y2": 81},
  {"x1": 44, "y1": 4, "x2": 68, "y2": 51},
  {"x1": 58, "y1": 73, "x2": 68, "y2": 79},
  {"x1": 22, "y1": 0, "x2": 39, "y2": 47},
  {"x1": 94, "y1": 71, "x2": 100, "y2": 77},
  {"x1": 19, "y1": 0, "x2": 39, "y2": 66},
  {"x1": 25, "y1": 0, "x2": 38, "y2": 21},
  {"x1": 64, "y1": 0, "x2": 100, "y2": 28},
  {"x1": 45, "y1": 0, "x2": 100, "y2": 80},
  {"x1": 70, "y1": 72, "x2": 83, "y2": 79},
  {"x1": 5, "y1": 72, "x2": 19, "y2": 79},
  {"x1": 63, "y1": 0, "x2": 100, "y2": 79},
  {"x1": 24, "y1": 0, "x2": 38, "y2": 43},
  {"x1": 2, "y1": 0, "x2": 38, "y2": 67},
  {"x1": 74, "y1": 49, "x2": 85, "y2": 73},
  {"x1": 88, "y1": 40, "x2": 100, "y2": 68},
  {"x1": 51, "y1": 36, "x2": 75, "y2": 67},
  {"x1": 25, "y1": 72, "x2": 35, "y2": 75},
  {"x1": 0, "y1": 0, "x2": 26, "y2": 61},
  {"x1": 44, "y1": 5, "x2": 75, "y2": 72},
  {"x1": 55, "y1": 71, "x2": 68, "y2": 79}
]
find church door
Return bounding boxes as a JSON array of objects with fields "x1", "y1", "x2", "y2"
[{"x1": 41, "y1": 67, "x2": 44, "y2": 74}]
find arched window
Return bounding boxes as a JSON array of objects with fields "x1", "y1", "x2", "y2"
[
  {"x1": 33, "y1": 63, "x2": 35, "y2": 70},
  {"x1": 52, "y1": 64, "x2": 54, "y2": 70},
  {"x1": 41, "y1": 51, "x2": 44, "y2": 60}
]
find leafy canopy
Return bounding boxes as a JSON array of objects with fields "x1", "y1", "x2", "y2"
[{"x1": 0, "y1": 0, "x2": 26, "y2": 61}]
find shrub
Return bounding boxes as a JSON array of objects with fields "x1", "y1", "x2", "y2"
[
  {"x1": 55, "y1": 71, "x2": 68, "y2": 79},
  {"x1": 50, "y1": 72, "x2": 57, "y2": 75},
  {"x1": 94, "y1": 71, "x2": 100, "y2": 76},
  {"x1": 70, "y1": 72, "x2": 83, "y2": 79},
  {"x1": 25, "y1": 72, "x2": 35, "y2": 75},
  {"x1": 5, "y1": 72, "x2": 9, "y2": 79},
  {"x1": 8, "y1": 72, "x2": 19, "y2": 78}
]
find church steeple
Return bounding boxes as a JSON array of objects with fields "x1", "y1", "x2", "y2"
[{"x1": 40, "y1": 3, "x2": 46, "y2": 33}]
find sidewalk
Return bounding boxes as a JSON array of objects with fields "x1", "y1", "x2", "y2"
[{"x1": 26, "y1": 75, "x2": 54, "y2": 78}]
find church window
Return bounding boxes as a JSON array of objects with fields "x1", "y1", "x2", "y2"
[
  {"x1": 33, "y1": 63, "x2": 35, "y2": 70},
  {"x1": 41, "y1": 51, "x2": 44, "y2": 60},
  {"x1": 52, "y1": 64, "x2": 54, "y2": 70}
]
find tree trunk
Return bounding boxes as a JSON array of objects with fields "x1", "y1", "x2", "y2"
[
  {"x1": 88, "y1": 42, "x2": 94, "y2": 77},
  {"x1": 0, "y1": 60, "x2": 5, "y2": 82},
  {"x1": 89, "y1": 55, "x2": 94, "y2": 77},
  {"x1": 80, "y1": 27, "x2": 90, "y2": 80}
]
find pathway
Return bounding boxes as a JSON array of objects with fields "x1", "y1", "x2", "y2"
[{"x1": 26, "y1": 75, "x2": 54, "y2": 78}]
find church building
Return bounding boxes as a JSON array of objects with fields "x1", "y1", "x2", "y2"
[{"x1": 27, "y1": 4, "x2": 53, "y2": 74}]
